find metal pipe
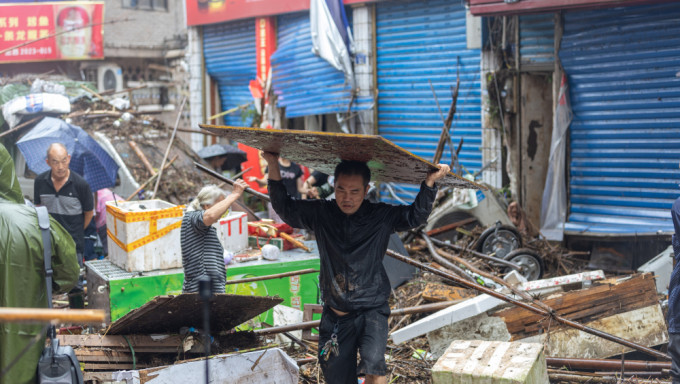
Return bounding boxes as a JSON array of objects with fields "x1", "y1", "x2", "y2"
[
  {"x1": 434, "y1": 246, "x2": 554, "y2": 314},
  {"x1": 427, "y1": 236, "x2": 520, "y2": 270},
  {"x1": 253, "y1": 320, "x2": 319, "y2": 336},
  {"x1": 225, "y1": 269, "x2": 319, "y2": 285},
  {"x1": 546, "y1": 357, "x2": 671, "y2": 372},
  {"x1": 548, "y1": 371, "x2": 668, "y2": 384},
  {"x1": 422, "y1": 234, "x2": 477, "y2": 283},
  {"x1": 194, "y1": 162, "x2": 271, "y2": 202},
  {"x1": 385, "y1": 249, "x2": 670, "y2": 361},
  {"x1": 253, "y1": 300, "x2": 462, "y2": 336}
]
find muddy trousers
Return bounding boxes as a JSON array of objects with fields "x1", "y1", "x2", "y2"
[{"x1": 318, "y1": 302, "x2": 390, "y2": 384}]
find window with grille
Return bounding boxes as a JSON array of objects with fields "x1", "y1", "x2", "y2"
[{"x1": 122, "y1": 0, "x2": 168, "y2": 11}]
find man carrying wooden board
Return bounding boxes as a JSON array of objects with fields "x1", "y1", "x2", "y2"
[{"x1": 264, "y1": 151, "x2": 449, "y2": 384}]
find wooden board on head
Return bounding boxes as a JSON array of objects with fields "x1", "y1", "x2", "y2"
[{"x1": 199, "y1": 125, "x2": 483, "y2": 189}]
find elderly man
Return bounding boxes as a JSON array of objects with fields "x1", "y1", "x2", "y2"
[
  {"x1": 34, "y1": 142, "x2": 94, "y2": 308},
  {"x1": 264, "y1": 152, "x2": 449, "y2": 384},
  {"x1": 0, "y1": 143, "x2": 79, "y2": 384}
]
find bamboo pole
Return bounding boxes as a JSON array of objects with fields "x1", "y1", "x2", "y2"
[
  {"x1": 0, "y1": 308, "x2": 105, "y2": 324},
  {"x1": 128, "y1": 140, "x2": 156, "y2": 176},
  {"x1": 279, "y1": 232, "x2": 311, "y2": 252},
  {"x1": 152, "y1": 96, "x2": 186, "y2": 199},
  {"x1": 125, "y1": 155, "x2": 178, "y2": 201}
]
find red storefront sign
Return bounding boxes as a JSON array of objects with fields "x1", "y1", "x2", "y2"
[
  {"x1": 255, "y1": 17, "x2": 276, "y2": 82},
  {"x1": 186, "y1": 0, "x2": 385, "y2": 26},
  {"x1": 0, "y1": 2, "x2": 104, "y2": 63}
]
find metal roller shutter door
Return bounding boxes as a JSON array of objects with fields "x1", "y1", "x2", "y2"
[
  {"x1": 560, "y1": 3, "x2": 680, "y2": 234},
  {"x1": 204, "y1": 19, "x2": 256, "y2": 126},
  {"x1": 376, "y1": 0, "x2": 482, "y2": 203},
  {"x1": 271, "y1": 12, "x2": 371, "y2": 118}
]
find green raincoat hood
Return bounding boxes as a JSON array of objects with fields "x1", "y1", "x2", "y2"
[{"x1": 0, "y1": 143, "x2": 23, "y2": 203}]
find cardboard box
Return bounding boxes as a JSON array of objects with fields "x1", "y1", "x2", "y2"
[{"x1": 106, "y1": 200, "x2": 184, "y2": 272}]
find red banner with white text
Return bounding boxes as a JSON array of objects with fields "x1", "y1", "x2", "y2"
[
  {"x1": 0, "y1": 2, "x2": 104, "y2": 63},
  {"x1": 186, "y1": 0, "x2": 384, "y2": 26}
]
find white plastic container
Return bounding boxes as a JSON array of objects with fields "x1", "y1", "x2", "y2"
[
  {"x1": 105, "y1": 200, "x2": 184, "y2": 272},
  {"x1": 217, "y1": 211, "x2": 248, "y2": 254}
]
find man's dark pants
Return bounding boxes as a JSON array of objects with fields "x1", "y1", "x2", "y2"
[{"x1": 318, "y1": 302, "x2": 390, "y2": 383}]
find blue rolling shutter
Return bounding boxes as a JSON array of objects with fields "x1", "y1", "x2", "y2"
[
  {"x1": 271, "y1": 12, "x2": 370, "y2": 118},
  {"x1": 203, "y1": 19, "x2": 256, "y2": 126},
  {"x1": 559, "y1": 3, "x2": 680, "y2": 235},
  {"x1": 376, "y1": 0, "x2": 482, "y2": 202},
  {"x1": 520, "y1": 14, "x2": 554, "y2": 69}
]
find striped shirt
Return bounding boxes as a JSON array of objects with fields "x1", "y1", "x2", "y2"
[{"x1": 180, "y1": 210, "x2": 226, "y2": 294}]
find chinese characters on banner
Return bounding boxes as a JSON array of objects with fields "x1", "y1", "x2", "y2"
[
  {"x1": 186, "y1": 0, "x2": 384, "y2": 27},
  {"x1": 0, "y1": 2, "x2": 104, "y2": 63}
]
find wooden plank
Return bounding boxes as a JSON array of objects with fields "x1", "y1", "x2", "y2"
[
  {"x1": 521, "y1": 305, "x2": 668, "y2": 359},
  {"x1": 107, "y1": 293, "x2": 283, "y2": 335},
  {"x1": 84, "y1": 362, "x2": 152, "y2": 370},
  {"x1": 492, "y1": 273, "x2": 657, "y2": 340},
  {"x1": 83, "y1": 371, "x2": 118, "y2": 382},
  {"x1": 58, "y1": 334, "x2": 183, "y2": 348},
  {"x1": 198, "y1": 125, "x2": 482, "y2": 188},
  {"x1": 74, "y1": 349, "x2": 133, "y2": 363}
]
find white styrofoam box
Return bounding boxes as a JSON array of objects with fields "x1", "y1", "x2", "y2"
[
  {"x1": 432, "y1": 340, "x2": 549, "y2": 384},
  {"x1": 217, "y1": 211, "x2": 248, "y2": 254},
  {"x1": 106, "y1": 200, "x2": 184, "y2": 272}
]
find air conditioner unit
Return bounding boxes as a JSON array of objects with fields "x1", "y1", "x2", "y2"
[{"x1": 97, "y1": 64, "x2": 124, "y2": 93}]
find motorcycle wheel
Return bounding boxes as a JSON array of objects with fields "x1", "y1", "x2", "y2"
[
  {"x1": 503, "y1": 248, "x2": 544, "y2": 281},
  {"x1": 475, "y1": 224, "x2": 521, "y2": 260}
]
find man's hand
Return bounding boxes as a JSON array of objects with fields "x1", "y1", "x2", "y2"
[
  {"x1": 262, "y1": 151, "x2": 279, "y2": 165},
  {"x1": 231, "y1": 179, "x2": 248, "y2": 197},
  {"x1": 263, "y1": 151, "x2": 282, "y2": 181},
  {"x1": 425, "y1": 163, "x2": 451, "y2": 187}
]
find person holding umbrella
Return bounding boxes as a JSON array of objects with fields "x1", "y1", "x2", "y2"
[{"x1": 34, "y1": 142, "x2": 94, "y2": 309}]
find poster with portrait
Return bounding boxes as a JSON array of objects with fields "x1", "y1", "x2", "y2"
[{"x1": 0, "y1": 2, "x2": 104, "y2": 63}]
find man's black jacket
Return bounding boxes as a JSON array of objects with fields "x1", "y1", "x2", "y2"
[{"x1": 269, "y1": 179, "x2": 437, "y2": 312}]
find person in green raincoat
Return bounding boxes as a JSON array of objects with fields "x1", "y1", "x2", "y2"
[{"x1": 0, "y1": 143, "x2": 80, "y2": 384}]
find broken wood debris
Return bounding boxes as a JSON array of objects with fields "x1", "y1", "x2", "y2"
[
  {"x1": 492, "y1": 273, "x2": 659, "y2": 339},
  {"x1": 386, "y1": 249, "x2": 670, "y2": 361}
]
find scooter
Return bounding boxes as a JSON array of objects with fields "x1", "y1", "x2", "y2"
[{"x1": 423, "y1": 182, "x2": 544, "y2": 281}]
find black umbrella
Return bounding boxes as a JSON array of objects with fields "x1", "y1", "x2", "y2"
[{"x1": 197, "y1": 143, "x2": 247, "y2": 172}]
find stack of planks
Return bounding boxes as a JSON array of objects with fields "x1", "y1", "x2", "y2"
[
  {"x1": 492, "y1": 273, "x2": 659, "y2": 340},
  {"x1": 491, "y1": 272, "x2": 667, "y2": 358},
  {"x1": 58, "y1": 334, "x2": 184, "y2": 380}
]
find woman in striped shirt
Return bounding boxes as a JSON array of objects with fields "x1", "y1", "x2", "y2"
[{"x1": 180, "y1": 180, "x2": 248, "y2": 294}]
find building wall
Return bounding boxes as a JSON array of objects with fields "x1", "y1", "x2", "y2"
[
  {"x1": 187, "y1": 25, "x2": 205, "y2": 151},
  {"x1": 103, "y1": 0, "x2": 186, "y2": 58}
]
